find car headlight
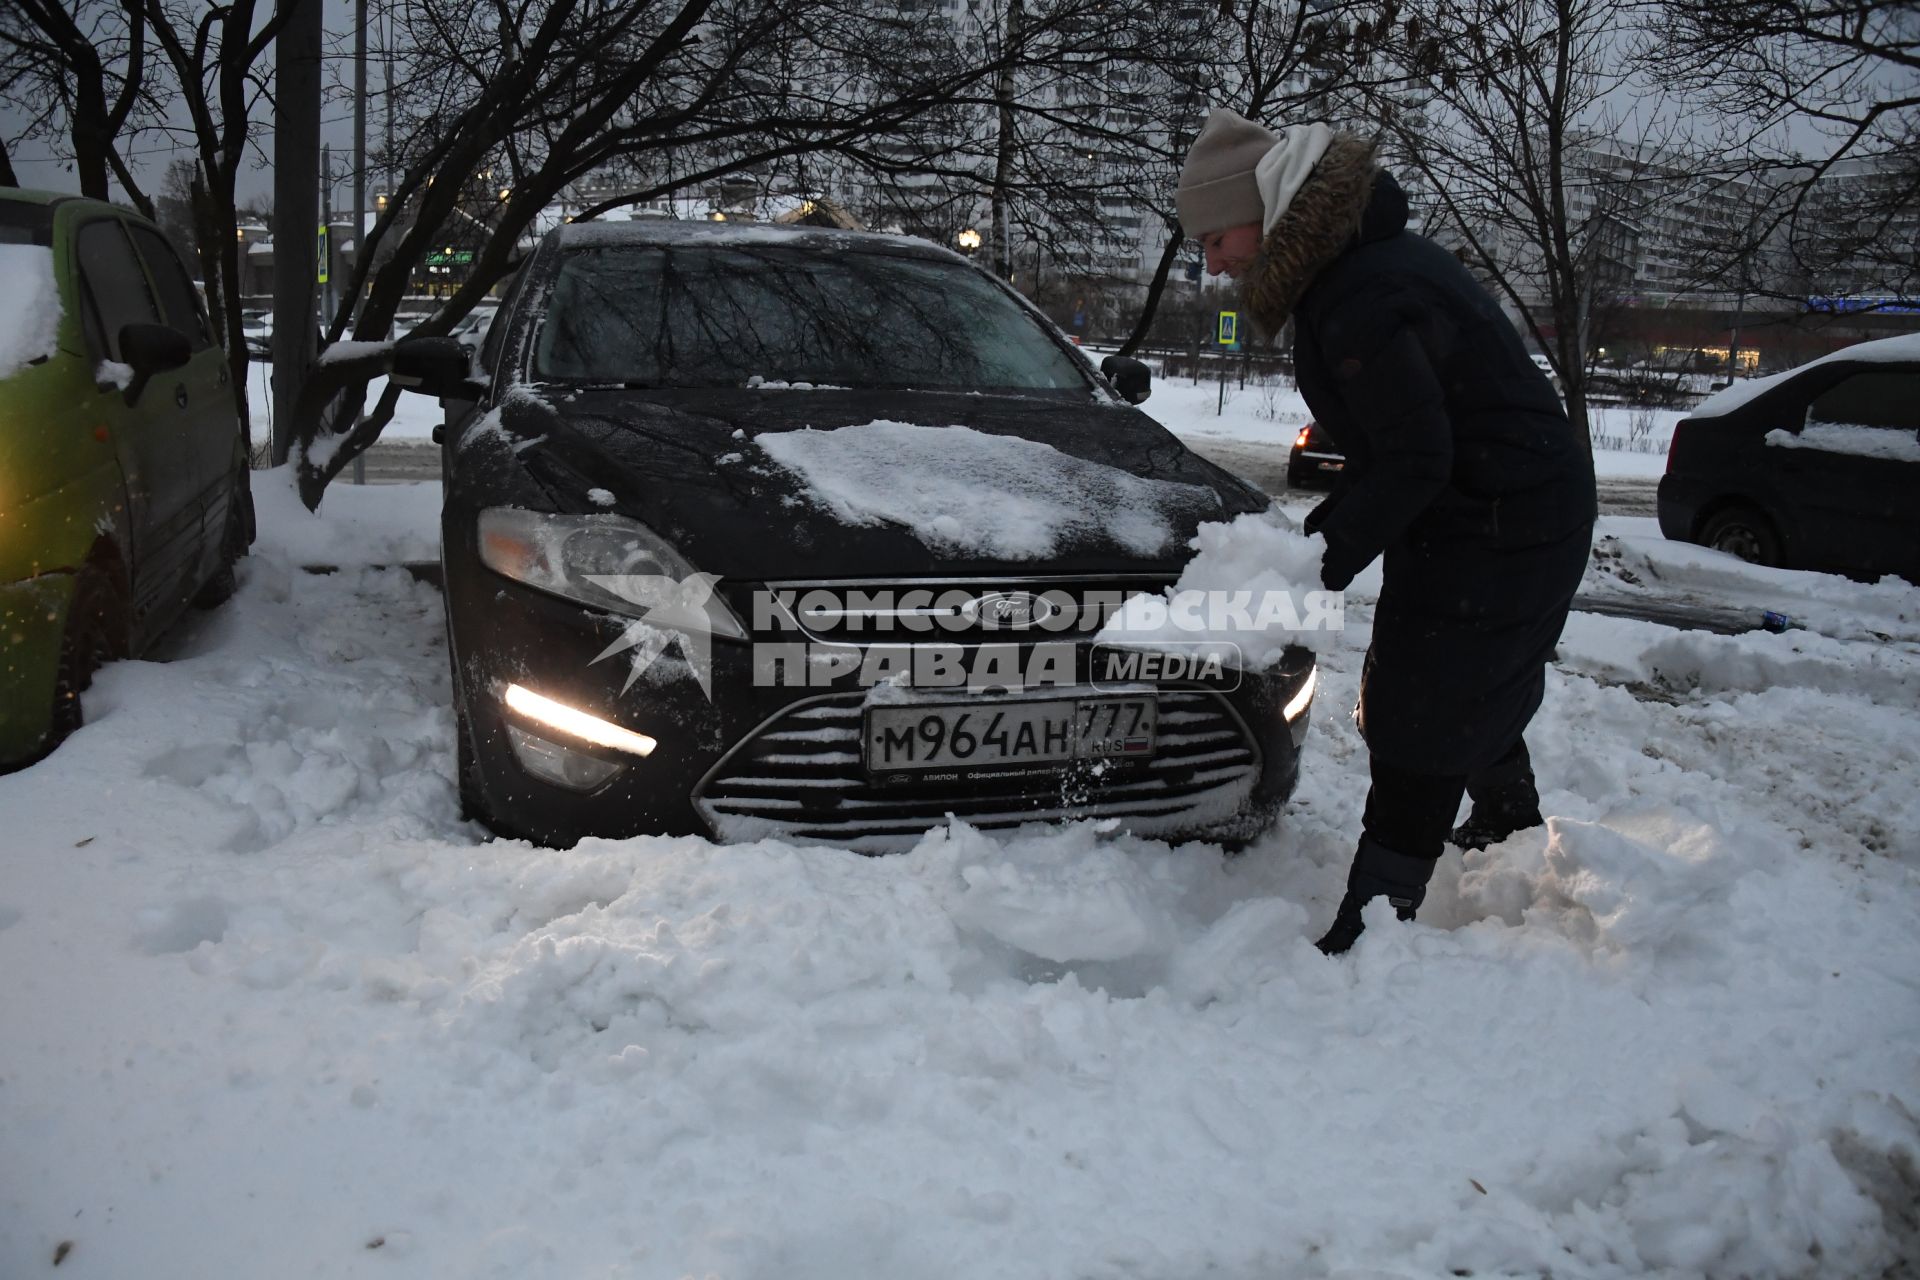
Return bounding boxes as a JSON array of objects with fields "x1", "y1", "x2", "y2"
[{"x1": 476, "y1": 507, "x2": 749, "y2": 639}]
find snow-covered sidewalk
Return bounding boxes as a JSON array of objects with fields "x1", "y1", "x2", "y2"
[
  {"x1": 2, "y1": 476, "x2": 1917, "y2": 1279},
  {"x1": 1138, "y1": 361, "x2": 1682, "y2": 480}
]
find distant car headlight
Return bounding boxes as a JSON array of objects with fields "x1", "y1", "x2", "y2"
[{"x1": 476, "y1": 507, "x2": 749, "y2": 639}]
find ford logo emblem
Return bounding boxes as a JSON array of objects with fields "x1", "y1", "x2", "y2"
[{"x1": 961, "y1": 591, "x2": 1058, "y2": 630}]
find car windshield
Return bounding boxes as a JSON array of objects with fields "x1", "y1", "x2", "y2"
[{"x1": 532, "y1": 243, "x2": 1092, "y2": 394}]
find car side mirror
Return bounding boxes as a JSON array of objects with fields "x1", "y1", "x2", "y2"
[
  {"x1": 115, "y1": 323, "x2": 192, "y2": 405},
  {"x1": 1101, "y1": 354, "x2": 1152, "y2": 405},
  {"x1": 392, "y1": 336, "x2": 482, "y2": 400},
  {"x1": 120, "y1": 323, "x2": 191, "y2": 375}
]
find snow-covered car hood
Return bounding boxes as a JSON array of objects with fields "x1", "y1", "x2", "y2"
[{"x1": 470, "y1": 386, "x2": 1270, "y2": 580}]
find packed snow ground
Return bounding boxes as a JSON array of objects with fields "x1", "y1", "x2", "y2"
[{"x1": 3, "y1": 472, "x2": 1918, "y2": 1279}]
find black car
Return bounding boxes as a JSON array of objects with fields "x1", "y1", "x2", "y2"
[
  {"x1": 1658, "y1": 340, "x2": 1919, "y2": 581},
  {"x1": 391, "y1": 221, "x2": 1317, "y2": 850},
  {"x1": 1286, "y1": 419, "x2": 1345, "y2": 490}
]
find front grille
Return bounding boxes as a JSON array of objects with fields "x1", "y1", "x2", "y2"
[
  {"x1": 693, "y1": 688, "x2": 1262, "y2": 851},
  {"x1": 737, "y1": 575, "x2": 1170, "y2": 647}
]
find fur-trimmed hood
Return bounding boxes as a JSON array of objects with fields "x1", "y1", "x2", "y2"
[{"x1": 1241, "y1": 135, "x2": 1397, "y2": 336}]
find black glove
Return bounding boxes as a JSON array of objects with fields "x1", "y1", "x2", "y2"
[
  {"x1": 1302, "y1": 494, "x2": 1339, "y2": 536},
  {"x1": 1319, "y1": 541, "x2": 1356, "y2": 592}
]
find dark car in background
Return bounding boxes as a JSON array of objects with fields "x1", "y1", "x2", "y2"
[
  {"x1": 1658, "y1": 338, "x2": 1919, "y2": 582},
  {"x1": 391, "y1": 221, "x2": 1316, "y2": 851},
  {"x1": 1286, "y1": 420, "x2": 1344, "y2": 490}
]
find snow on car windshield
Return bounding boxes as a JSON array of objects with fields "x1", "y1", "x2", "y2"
[
  {"x1": 758, "y1": 420, "x2": 1222, "y2": 558},
  {"x1": 533, "y1": 245, "x2": 1092, "y2": 393},
  {"x1": 0, "y1": 244, "x2": 61, "y2": 379}
]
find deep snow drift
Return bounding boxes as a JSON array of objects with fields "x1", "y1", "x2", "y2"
[{"x1": 2, "y1": 477, "x2": 1918, "y2": 1280}]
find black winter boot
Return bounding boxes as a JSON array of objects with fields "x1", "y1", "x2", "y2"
[
  {"x1": 1448, "y1": 805, "x2": 1544, "y2": 851},
  {"x1": 1315, "y1": 835, "x2": 1442, "y2": 956},
  {"x1": 1449, "y1": 740, "x2": 1544, "y2": 851}
]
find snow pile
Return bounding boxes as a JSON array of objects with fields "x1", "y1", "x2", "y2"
[
  {"x1": 1767, "y1": 423, "x2": 1920, "y2": 463},
  {"x1": 0, "y1": 244, "x2": 61, "y2": 379},
  {"x1": 1098, "y1": 508, "x2": 1344, "y2": 662},
  {"x1": 1693, "y1": 333, "x2": 1920, "y2": 417},
  {"x1": 1533, "y1": 810, "x2": 1749, "y2": 954},
  {"x1": 758, "y1": 420, "x2": 1220, "y2": 558},
  {"x1": 2, "y1": 485, "x2": 1920, "y2": 1278},
  {"x1": 1584, "y1": 517, "x2": 1920, "y2": 641},
  {"x1": 249, "y1": 466, "x2": 442, "y2": 566},
  {"x1": 744, "y1": 375, "x2": 847, "y2": 390}
]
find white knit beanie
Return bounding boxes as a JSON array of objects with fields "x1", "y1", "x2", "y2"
[
  {"x1": 1177, "y1": 108, "x2": 1337, "y2": 237},
  {"x1": 1176, "y1": 108, "x2": 1278, "y2": 237}
]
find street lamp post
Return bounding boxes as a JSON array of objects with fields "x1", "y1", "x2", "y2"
[{"x1": 956, "y1": 227, "x2": 981, "y2": 261}]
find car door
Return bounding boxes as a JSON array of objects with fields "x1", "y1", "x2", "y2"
[
  {"x1": 126, "y1": 222, "x2": 240, "y2": 583},
  {"x1": 72, "y1": 216, "x2": 204, "y2": 632},
  {"x1": 1774, "y1": 366, "x2": 1920, "y2": 578}
]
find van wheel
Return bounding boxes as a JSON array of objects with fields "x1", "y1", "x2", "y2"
[
  {"x1": 1700, "y1": 506, "x2": 1781, "y2": 567},
  {"x1": 49, "y1": 571, "x2": 123, "y2": 747}
]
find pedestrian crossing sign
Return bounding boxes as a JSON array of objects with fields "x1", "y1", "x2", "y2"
[{"x1": 1217, "y1": 311, "x2": 1238, "y2": 346}]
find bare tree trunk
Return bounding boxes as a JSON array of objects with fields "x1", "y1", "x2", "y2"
[
  {"x1": 987, "y1": 0, "x2": 1022, "y2": 283},
  {"x1": 272, "y1": 0, "x2": 322, "y2": 466},
  {"x1": 1119, "y1": 225, "x2": 1184, "y2": 357}
]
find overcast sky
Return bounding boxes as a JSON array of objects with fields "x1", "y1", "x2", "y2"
[
  {"x1": 0, "y1": 9, "x2": 1876, "y2": 216},
  {"x1": 4, "y1": 0, "x2": 387, "y2": 210}
]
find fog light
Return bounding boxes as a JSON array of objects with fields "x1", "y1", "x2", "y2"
[
  {"x1": 502, "y1": 683, "x2": 657, "y2": 756},
  {"x1": 1283, "y1": 666, "x2": 1317, "y2": 721},
  {"x1": 506, "y1": 725, "x2": 624, "y2": 791}
]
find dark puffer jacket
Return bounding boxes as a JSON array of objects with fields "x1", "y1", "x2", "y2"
[{"x1": 1244, "y1": 138, "x2": 1598, "y2": 775}]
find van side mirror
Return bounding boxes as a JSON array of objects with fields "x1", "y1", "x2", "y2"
[
  {"x1": 120, "y1": 323, "x2": 191, "y2": 375},
  {"x1": 1101, "y1": 354, "x2": 1152, "y2": 405},
  {"x1": 115, "y1": 323, "x2": 192, "y2": 405},
  {"x1": 392, "y1": 336, "x2": 482, "y2": 400}
]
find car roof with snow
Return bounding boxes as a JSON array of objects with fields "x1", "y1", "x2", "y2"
[
  {"x1": 1688, "y1": 333, "x2": 1920, "y2": 421},
  {"x1": 546, "y1": 217, "x2": 964, "y2": 264}
]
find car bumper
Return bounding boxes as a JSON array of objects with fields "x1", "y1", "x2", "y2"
[
  {"x1": 1287, "y1": 447, "x2": 1345, "y2": 489},
  {"x1": 0, "y1": 572, "x2": 74, "y2": 768},
  {"x1": 446, "y1": 560, "x2": 1313, "y2": 850},
  {"x1": 1656, "y1": 474, "x2": 1704, "y2": 542}
]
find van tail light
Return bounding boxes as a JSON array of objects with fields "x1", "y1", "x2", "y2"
[
  {"x1": 1665, "y1": 426, "x2": 1681, "y2": 474},
  {"x1": 1294, "y1": 426, "x2": 1313, "y2": 449}
]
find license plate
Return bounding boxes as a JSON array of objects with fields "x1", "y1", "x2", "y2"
[{"x1": 865, "y1": 696, "x2": 1157, "y2": 773}]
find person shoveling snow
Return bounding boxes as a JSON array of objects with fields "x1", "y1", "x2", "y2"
[{"x1": 1177, "y1": 108, "x2": 1599, "y2": 953}]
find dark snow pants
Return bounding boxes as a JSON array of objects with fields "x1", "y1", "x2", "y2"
[{"x1": 1362, "y1": 737, "x2": 1539, "y2": 861}]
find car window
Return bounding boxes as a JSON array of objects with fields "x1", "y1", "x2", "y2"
[
  {"x1": 1805, "y1": 370, "x2": 1919, "y2": 431},
  {"x1": 127, "y1": 225, "x2": 212, "y2": 350},
  {"x1": 532, "y1": 245, "x2": 1093, "y2": 394},
  {"x1": 75, "y1": 219, "x2": 163, "y2": 362},
  {"x1": 0, "y1": 202, "x2": 54, "y2": 247}
]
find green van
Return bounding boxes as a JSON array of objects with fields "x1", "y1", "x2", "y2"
[{"x1": 0, "y1": 189, "x2": 252, "y2": 769}]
